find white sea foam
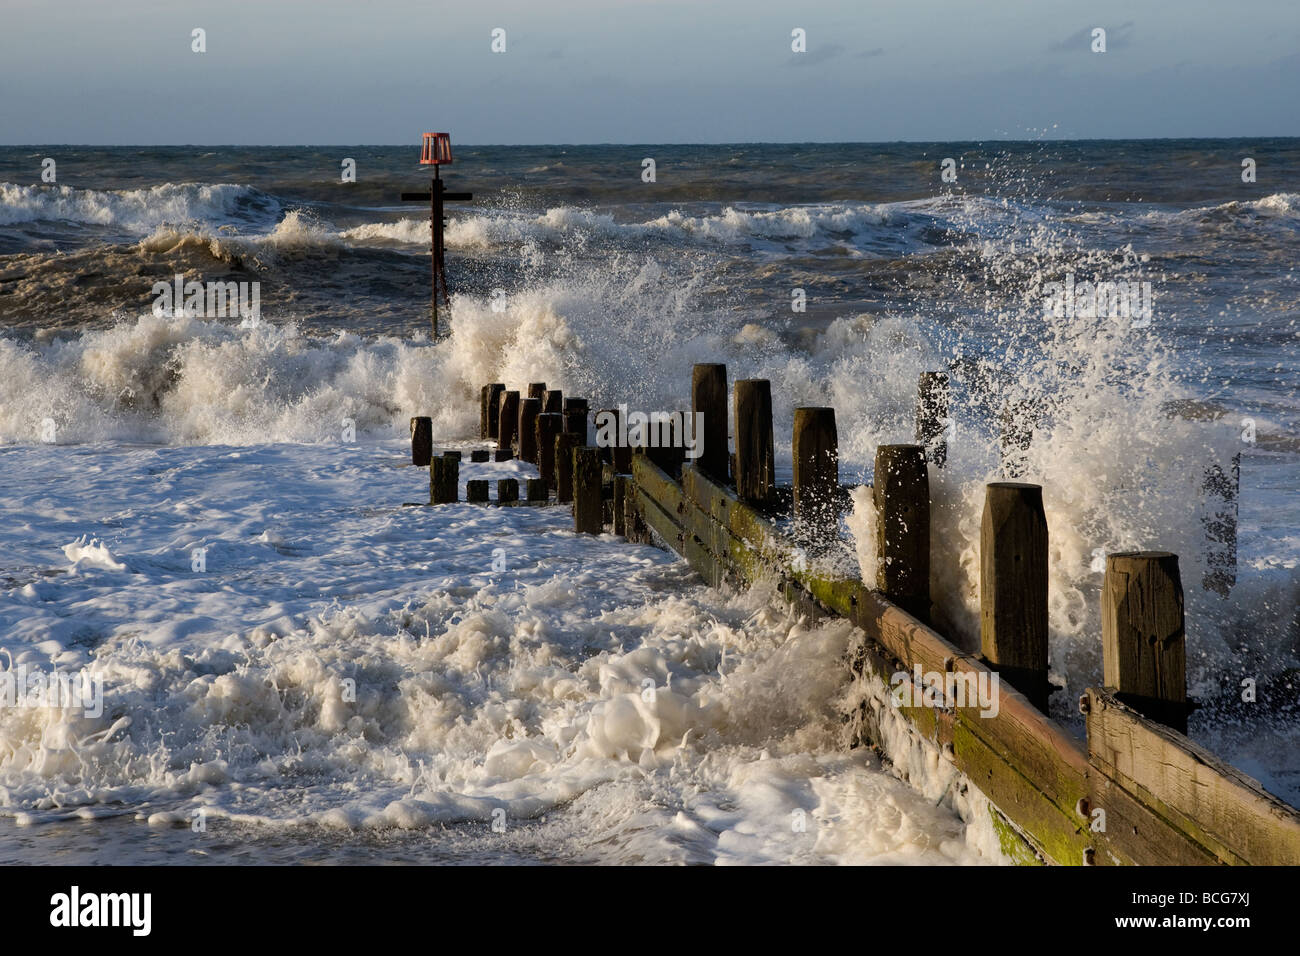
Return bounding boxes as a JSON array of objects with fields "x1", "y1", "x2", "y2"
[{"x1": 0, "y1": 181, "x2": 277, "y2": 231}]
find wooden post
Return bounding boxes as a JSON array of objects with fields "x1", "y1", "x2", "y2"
[
  {"x1": 466, "y1": 479, "x2": 489, "y2": 503},
  {"x1": 410, "y1": 416, "x2": 432, "y2": 467},
  {"x1": 528, "y1": 382, "x2": 547, "y2": 401},
  {"x1": 484, "y1": 383, "x2": 505, "y2": 439},
  {"x1": 526, "y1": 477, "x2": 548, "y2": 502},
  {"x1": 573, "y1": 447, "x2": 603, "y2": 534},
  {"x1": 596, "y1": 407, "x2": 632, "y2": 472},
  {"x1": 612, "y1": 474, "x2": 628, "y2": 536},
  {"x1": 793, "y1": 407, "x2": 839, "y2": 541},
  {"x1": 1102, "y1": 551, "x2": 1187, "y2": 733},
  {"x1": 517, "y1": 397, "x2": 541, "y2": 463},
  {"x1": 497, "y1": 478, "x2": 519, "y2": 504},
  {"x1": 494, "y1": 448, "x2": 513, "y2": 462},
  {"x1": 624, "y1": 476, "x2": 648, "y2": 543},
  {"x1": 1000, "y1": 398, "x2": 1035, "y2": 479},
  {"x1": 646, "y1": 412, "x2": 686, "y2": 479},
  {"x1": 497, "y1": 390, "x2": 519, "y2": 454},
  {"x1": 555, "y1": 432, "x2": 579, "y2": 503},
  {"x1": 981, "y1": 482, "x2": 1050, "y2": 711},
  {"x1": 691, "y1": 363, "x2": 729, "y2": 480},
  {"x1": 1202, "y1": 454, "x2": 1239, "y2": 597},
  {"x1": 563, "y1": 397, "x2": 588, "y2": 437},
  {"x1": 536, "y1": 412, "x2": 563, "y2": 491},
  {"x1": 543, "y1": 389, "x2": 563, "y2": 414},
  {"x1": 430, "y1": 455, "x2": 458, "y2": 504},
  {"x1": 734, "y1": 380, "x2": 775, "y2": 506},
  {"x1": 470, "y1": 449, "x2": 490, "y2": 462},
  {"x1": 874, "y1": 444, "x2": 930, "y2": 622},
  {"x1": 915, "y1": 371, "x2": 950, "y2": 468}
]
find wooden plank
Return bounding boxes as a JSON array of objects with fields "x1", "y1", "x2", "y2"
[
  {"x1": 1085, "y1": 688, "x2": 1300, "y2": 865},
  {"x1": 636, "y1": 457, "x2": 1298, "y2": 865}
]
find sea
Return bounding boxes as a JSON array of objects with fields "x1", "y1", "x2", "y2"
[{"x1": 0, "y1": 140, "x2": 1296, "y2": 864}]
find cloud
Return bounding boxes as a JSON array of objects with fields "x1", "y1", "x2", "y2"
[{"x1": 1050, "y1": 21, "x2": 1134, "y2": 52}]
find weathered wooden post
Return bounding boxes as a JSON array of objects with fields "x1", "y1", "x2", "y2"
[
  {"x1": 528, "y1": 382, "x2": 547, "y2": 401},
  {"x1": 692, "y1": 363, "x2": 729, "y2": 480},
  {"x1": 543, "y1": 389, "x2": 563, "y2": 415},
  {"x1": 1000, "y1": 398, "x2": 1035, "y2": 479},
  {"x1": 497, "y1": 478, "x2": 519, "y2": 504},
  {"x1": 498, "y1": 390, "x2": 520, "y2": 454},
  {"x1": 466, "y1": 479, "x2": 489, "y2": 503},
  {"x1": 430, "y1": 454, "x2": 459, "y2": 504},
  {"x1": 612, "y1": 474, "x2": 628, "y2": 536},
  {"x1": 981, "y1": 482, "x2": 1050, "y2": 710},
  {"x1": 471, "y1": 449, "x2": 490, "y2": 462},
  {"x1": 536, "y1": 412, "x2": 563, "y2": 491},
  {"x1": 915, "y1": 371, "x2": 950, "y2": 468},
  {"x1": 1102, "y1": 551, "x2": 1187, "y2": 733},
  {"x1": 646, "y1": 412, "x2": 686, "y2": 479},
  {"x1": 573, "y1": 447, "x2": 603, "y2": 534},
  {"x1": 526, "y1": 477, "x2": 548, "y2": 502},
  {"x1": 1202, "y1": 454, "x2": 1239, "y2": 597},
  {"x1": 874, "y1": 444, "x2": 930, "y2": 621},
  {"x1": 563, "y1": 398, "x2": 588, "y2": 440},
  {"x1": 555, "y1": 432, "x2": 579, "y2": 503},
  {"x1": 482, "y1": 383, "x2": 505, "y2": 439},
  {"x1": 517, "y1": 397, "x2": 541, "y2": 463},
  {"x1": 793, "y1": 407, "x2": 839, "y2": 540},
  {"x1": 596, "y1": 407, "x2": 632, "y2": 472},
  {"x1": 734, "y1": 380, "x2": 775, "y2": 506},
  {"x1": 410, "y1": 416, "x2": 432, "y2": 467},
  {"x1": 623, "y1": 477, "x2": 648, "y2": 543}
]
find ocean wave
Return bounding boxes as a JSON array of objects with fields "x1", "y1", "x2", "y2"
[{"x1": 0, "y1": 181, "x2": 281, "y2": 232}]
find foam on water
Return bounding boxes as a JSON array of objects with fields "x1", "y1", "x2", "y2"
[{"x1": 2, "y1": 161, "x2": 1297, "y2": 857}]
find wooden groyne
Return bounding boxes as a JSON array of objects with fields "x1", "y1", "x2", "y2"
[{"x1": 413, "y1": 368, "x2": 1300, "y2": 865}]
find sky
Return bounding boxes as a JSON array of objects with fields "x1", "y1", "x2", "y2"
[{"x1": 2, "y1": 0, "x2": 1298, "y2": 144}]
